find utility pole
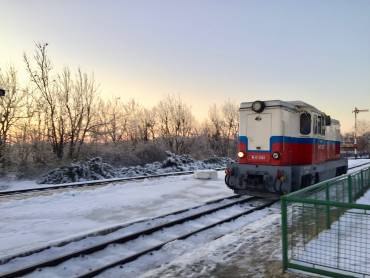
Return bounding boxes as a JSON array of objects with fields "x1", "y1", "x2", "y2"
[{"x1": 353, "y1": 107, "x2": 369, "y2": 158}]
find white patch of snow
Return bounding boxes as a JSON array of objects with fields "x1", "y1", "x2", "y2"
[
  {"x1": 193, "y1": 169, "x2": 218, "y2": 180},
  {"x1": 0, "y1": 180, "x2": 40, "y2": 192},
  {"x1": 348, "y1": 158, "x2": 370, "y2": 169}
]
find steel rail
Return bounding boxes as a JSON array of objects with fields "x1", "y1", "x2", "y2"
[
  {"x1": 76, "y1": 199, "x2": 275, "y2": 278},
  {"x1": 0, "y1": 195, "x2": 256, "y2": 278},
  {"x1": 0, "y1": 194, "x2": 240, "y2": 265}
]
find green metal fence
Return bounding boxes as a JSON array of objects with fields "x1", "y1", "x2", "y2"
[{"x1": 281, "y1": 167, "x2": 370, "y2": 278}]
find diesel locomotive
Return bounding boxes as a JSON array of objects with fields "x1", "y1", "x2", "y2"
[{"x1": 225, "y1": 100, "x2": 348, "y2": 198}]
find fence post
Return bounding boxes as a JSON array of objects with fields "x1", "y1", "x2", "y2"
[
  {"x1": 325, "y1": 183, "x2": 331, "y2": 229},
  {"x1": 348, "y1": 175, "x2": 353, "y2": 203},
  {"x1": 281, "y1": 196, "x2": 289, "y2": 271},
  {"x1": 360, "y1": 170, "x2": 364, "y2": 195},
  {"x1": 337, "y1": 216, "x2": 340, "y2": 269}
]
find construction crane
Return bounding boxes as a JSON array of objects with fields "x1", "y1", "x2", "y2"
[{"x1": 353, "y1": 107, "x2": 369, "y2": 158}]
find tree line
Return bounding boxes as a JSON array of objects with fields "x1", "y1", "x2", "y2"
[{"x1": 0, "y1": 43, "x2": 239, "y2": 177}]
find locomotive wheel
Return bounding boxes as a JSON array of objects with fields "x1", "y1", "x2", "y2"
[{"x1": 225, "y1": 174, "x2": 232, "y2": 188}]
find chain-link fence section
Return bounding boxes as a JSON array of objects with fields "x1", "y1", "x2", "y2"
[{"x1": 281, "y1": 167, "x2": 370, "y2": 277}]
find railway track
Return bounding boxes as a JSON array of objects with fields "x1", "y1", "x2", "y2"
[
  {"x1": 0, "y1": 162, "x2": 367, "y2": 277},
  {"x1": 0, "y1": 168, "x2": 225, "y2": 198},
  {"x1": 0, "y1": 194, "x2": 274, "y2": 278},
  {"x1": 1, "y1": 160, "x2": 369, "y2": 199}
]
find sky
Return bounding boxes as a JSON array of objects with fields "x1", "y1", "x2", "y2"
[{"x1": 1, "y1": 0, "x2": 369, "y2": 132}]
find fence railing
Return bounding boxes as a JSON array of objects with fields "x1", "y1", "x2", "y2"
[{"x1": 281, "y1": 167, "x2": 370, "y2": 278}]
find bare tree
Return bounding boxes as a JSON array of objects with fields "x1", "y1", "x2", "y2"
[
  {"x1": 208, "y1": 103, "x2": 224, "y2": 155},
  {"x1": 99, "y1": 98, "x2": 154, "y2": 145},
  {"x1": 124, "y1": 99, "x2": 142, "y2": 143},
  {"x1": 97, "y1": 98, "x2": 123, "y2": 143},
  {"x1": 0, "y1": 42, "x2": 241, "y2": 177},
  {"x1": 356, "y1": 120, "x2": 370, "y2": 136},
  {"x1": 24, "y1": 43, "x2": 66, "y2": 159},
  {"x1": 206, "y1": 101, "x2": 239, "y2": 156},
  {"x1": 355, "y1": 120, "x2": 370, "y2": 154},
  {"x1": 60, "y1": 68, "x2": 99, "y2": 158},
  {"x1": 24, "y1": 43, "x2": 99, "y2": 159},
  {"x1": 0, "y1": 66, "x2": 28, "y2": 163},
  {"x1": 222, "y1": 100, "x2": 239, "y2": 156},
  {"x1": 157, "y1": 95, "x2": 194, "y2": 153},
  {"x1": 137, "y1": 107, "x2": 156, "y2": 142}
]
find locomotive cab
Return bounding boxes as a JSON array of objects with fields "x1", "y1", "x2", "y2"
[{"x1": 225, "y1": 100, "x2": 347, "y2": 198}]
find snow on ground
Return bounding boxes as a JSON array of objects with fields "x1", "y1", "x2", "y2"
[
  {"x1": 100, "y1": 207, "x2": 283, "y2": 278},
  {"x1": 0, "y1": 159, "x2": 368, "y2": 276},
  {"x1": 0, "y1": 171, "x2": 232, "y2": 259},
  {"x1": 19, "y1": 201, "x2": 265, "y2": 277},
  {"x1": 128, "y1": 203, "x2": 311, "y2": 278},
  {"x1": 139, "y1": 159, "x2": 370, "y2": 278},
  {"x1": 348, "y1": 158, "x2": 370, "y2": 169},
  {"x1": 0, "y1": 179, "x2": 39, "y2": 192}
]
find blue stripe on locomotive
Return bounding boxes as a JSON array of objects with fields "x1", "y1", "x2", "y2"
[{"x1": 239, "y1": 135, "x2": 340, "y2": 152}]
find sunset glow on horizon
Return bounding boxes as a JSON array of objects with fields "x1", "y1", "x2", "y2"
[{"x1": 1, "y1": 0, "x2": 370, "y2": 132}]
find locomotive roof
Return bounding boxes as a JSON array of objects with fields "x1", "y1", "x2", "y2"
[
  {"x1": 240, "y1": 100, "x2": 319, "y2": 112},
  {"x1": 240, "y1": 100, "x2": 339, "y2": 124}
]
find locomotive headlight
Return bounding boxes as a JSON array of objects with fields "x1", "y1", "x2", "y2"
[
  {"x1": 272, "y1": 152, "x2": 280, "y2": 160},
  {"x1": 238, "y1": 151, "x2": 245, "y2": 158},
  {"x1": 252, "y1": 101, "x2": 265, "y2": 113}
]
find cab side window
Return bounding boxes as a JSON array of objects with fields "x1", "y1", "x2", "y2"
[
  {"x1": 318, "y1": 115, "x2": 322, "y2": 135},
  {"x1": 300, "y1": 112, "x2": 311, "y2": 135},
  {"x1": 313, "y1": 114, "x2": 326, "y2": 135},
  {"x1": 317, "y1": 115, "x2": 326, "y2": 135},
  {"x1": 321, "y1": 116, "x2": 326, "y2": 135},
  {"x1": 313, "y1": 115, "x2": 318, "y2": 134}
]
